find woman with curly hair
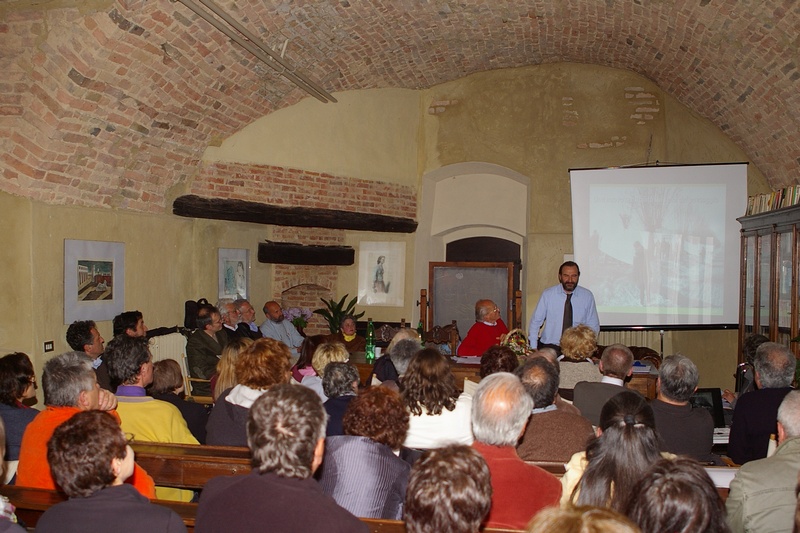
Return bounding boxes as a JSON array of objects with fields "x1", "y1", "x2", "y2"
[
  {"x1": 558, "y1": 325, "x2": 602, "y2": 397},
  {"x1": 206, "y1": 338, "x2": 291, "y2": 446},
  {"x1": 0, "y1": 352, "x2": 38, "y2": 482},
  {"x1": 561, "y1": 390, "x2": 670, "y2": 512},
  {"x1": 401, "y1": 349, "x2": 473, "y2": 449},
  {"x1": 318, "y1": 387, "x2": 411, "y2": 519}
]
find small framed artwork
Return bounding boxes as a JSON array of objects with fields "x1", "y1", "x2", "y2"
[
  {"x1": 218, "y1": 248, "x2": 249, "y2": 300},
  {"x1": 358, "y1": 241, "x2": 405, "y2": 307},
  {"x1": 64, "y1": 239, "x2": 125, "y2": 324}
]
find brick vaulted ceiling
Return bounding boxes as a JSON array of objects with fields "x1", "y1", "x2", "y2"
[{"x1": 0, "y1": 0, "x2": 798, "y2": 212}]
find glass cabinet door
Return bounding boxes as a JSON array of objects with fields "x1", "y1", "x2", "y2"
[
  {"x1": 743, "y1": 235, "x2": 756, "y2": 335},
  {"x1": 778, "y1": 232, "x2": 793, "y2": 333},
  {"x1": 758, "y1": 235, "x2": 772, "y2": 336}
]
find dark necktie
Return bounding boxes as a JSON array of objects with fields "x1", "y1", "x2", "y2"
[{"x1": 562, "y1": 293, "x2": 573, "y2": 333}]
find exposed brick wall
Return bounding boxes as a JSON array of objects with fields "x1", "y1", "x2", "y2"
[
  {"x1": 192, "y1": 162, "x2": 417, "y2": 220},
  {"x1": 1, "y1": 0, "x2": 798, "y2": 211},
  {"x1": 280, "y1": 283, "x2": 332, "y2": 337}
]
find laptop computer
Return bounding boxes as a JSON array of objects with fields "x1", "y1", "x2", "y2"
[{"x1": 689, "y1": 387, "x2": 726, "y2": 428}]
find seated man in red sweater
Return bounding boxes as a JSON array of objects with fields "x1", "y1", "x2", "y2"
[
  {"x1": 471, "y1": 372, "x2": 562, "y2": 529},
  {"x1": 457, "y1": 299, "x2": 509, "y2": 356}
]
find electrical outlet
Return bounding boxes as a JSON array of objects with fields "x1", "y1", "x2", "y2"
[{"x1": 44, "y1": 340, "x2": 54, "y2": 353}]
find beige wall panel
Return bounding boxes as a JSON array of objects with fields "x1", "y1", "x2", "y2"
[
  {"x1": 0, "y1": 193, "x2": 34, "y2": 357},
  {"x1": 203, "y1": 89, "x2": 421, "y2": 187}
]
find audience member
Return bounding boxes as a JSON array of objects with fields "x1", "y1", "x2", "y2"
[
  {"x1": 371, "y1": 338, "x2": 419, "y2": 390},
  {"x1": 16, "y1": 351, "x2": 155, "y2": 498},
  {"x1": 291, "y1": 335, "x2": 326, "y2": 384},
  {"x1": 723, "y1": 333, "x2": 769, "y2": 405},
  {"x1": 260, "y1": 301, "x2": 303, "y2": 358},
  {"x1": 457, "y1": 299, "x2": 509, "y2": 356},
  {"x1": 0, "y1": 352, "x2": 38, "y2": 478},
  {"x1": 526, "y1": 506, "x2": 641, "y2": 533},
  {"x1": 318, "y1": 387, "x2": 410, "y2": 519},
  {"x1": 322, "y1": 362, "x2": 360, "y2": 436},
  {"x1": 211, "y1": 337, "x2": 253, "y2": 401},
  {"x1": 385, "y1": 328, "x2": 421, "y2": 354},
  {"x1": 206, "y1": 338, "x2": 291, "y2": 446},
  {"x1": 104, "y1": 335, "x2": 198, "y2": 502},
  {"x1": 726, "y1": 390, "x2": 800, "y2": 532},
  {"x1": 471, "y1": 372, "x2": 561, "y2": 529},
  {"x1": 625, "y1": 457, "x2": 729, "y2": 533},
  {"x1": 327, "y1": 315, "x2": 366, "y2": 354},
  {"x1": 233, "y1": 299, "x2": 262, "y2": 340},
  {"x1": 515, "y1": 358, "x2": 593, "y2": 463},
  {"x1": 149, "y1": 359, "x2": 209, "y2": 444},
  {"x1": 530, "y1": 347, "x2": 582, "y2": 414},
  {"x1": 216, "y1": 299, "x2": 243, "y2": 340},
  {"x1": 66, "y1": 320, "x2": 111, "y2": 391},
  {"x1": 186, "y1": 306, "x2": 228, "y2": 396},
  {"x1": 557, "y1": 325, "x2": 601, "y2": 398},
  {"x1": 650, "y1": 354, "x2": 715, "y2": 462},
  {"x1": 0, "y1": 418, "x2": 24, "y2": 531},
  {"x1": 196, "y1": 384, "x2": 368, "y2": 533},
  {"x1": 112, "y1": 311, "x2": 147, "y2": 338},
  {"x1": 301, "y1": 342, "x2": 349, "y2": 403},
  {"x1": 729, "y1": 342, "x2": 795, "y2": 464},
  {"x1": 404, "y1": 445, "x2": 491, "y2": 533},
  {"x1": 573, "y1": 343, "x2": 636, "y2": 425},
  {"x1": 36, "y1": 411, "x2": 185, "y2": 533},
  {"x1": 402, "y1": 349, "x2": 473, "y2": 449},
  {"x1": 479, "y1": 345, "x2": 519, "y2": 378},
  {"x1": 562, "y1": 391, "x2": 668, "y2": 512}
]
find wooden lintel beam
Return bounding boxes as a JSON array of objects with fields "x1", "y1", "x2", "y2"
[
  {"x1": 258, "y1": 241, "x2": 355, "y2": 266},
  {"x1": 173, "y1": 195, "x2": 417, "y2": 233}
]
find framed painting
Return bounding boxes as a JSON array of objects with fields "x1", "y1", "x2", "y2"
[
  {"x1": 357, "y1": 241, "x2": 405, "y2": 307},
  {"x1": 218, "y1": 248, "x2": 249, "y2": 300},
  {"x1": 64, "y1": 239, "x2": 125, "y2": 324}
]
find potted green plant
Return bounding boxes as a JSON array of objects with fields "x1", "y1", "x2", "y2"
[{"x1": 313, "y1": 294, "x2": 365, "y2": 334}]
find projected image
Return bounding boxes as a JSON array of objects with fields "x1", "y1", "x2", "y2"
[{"x1": 587, "y1": 184, "x2": 725, "y2": 314}]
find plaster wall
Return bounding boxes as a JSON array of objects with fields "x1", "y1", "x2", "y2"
[
  {"x1": 202, "y1": 89, "x2": 421, "y2": 187},
  {"x1": 11, "y1": 196, "x2": 272, "y2": 401}
]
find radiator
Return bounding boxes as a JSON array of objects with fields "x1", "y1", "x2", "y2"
[
  {"x1": 598, "y1": 330, "x2": 662, "y2": 352},
  {"x1": 148, "y1": 332, "x2": 187, "y2": 364}
]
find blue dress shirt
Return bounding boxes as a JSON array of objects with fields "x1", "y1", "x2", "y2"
[{"x1": 528, "y1": 284, "x2": 599, "y2": 348}]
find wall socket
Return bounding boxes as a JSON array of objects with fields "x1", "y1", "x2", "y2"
[{"x1": 43, "y1": 340, "x2": 54, "y2": 353}]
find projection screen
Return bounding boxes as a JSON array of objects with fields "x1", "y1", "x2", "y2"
[{"x1": 570, "y1": 163, "x2": 747, "y2": 327}]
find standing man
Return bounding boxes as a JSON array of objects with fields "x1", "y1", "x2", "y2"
[
  {"x1": 260, "y1": 301, "x2": 304, "y2": 358},
  {"x1": 528, "y1": 261, "x2": 599, "y2": 352},
  {"x1": 66, "y1": 320, "x2": 112, "y2": 391}
]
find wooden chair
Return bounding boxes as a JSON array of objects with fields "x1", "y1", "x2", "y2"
[{"x1": 423, "y1": 320, "x2": 460, "y2": 355}]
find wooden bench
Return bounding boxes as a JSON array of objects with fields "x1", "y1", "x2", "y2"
[
  {"x1": 131, "y1": 442, "x2": 251, "y2": 489},
  {"x1": 0, "y1": 485, "x2": 522, "y2": 533}
]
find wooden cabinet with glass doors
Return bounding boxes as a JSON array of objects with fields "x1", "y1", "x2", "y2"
[{"x1": 738, "y1": 205, "x2": 800, "y2": 360}]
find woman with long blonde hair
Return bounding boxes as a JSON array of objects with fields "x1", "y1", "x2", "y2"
[{"x1": 212, "y1": 337, "x2": 253, "y2": 401}]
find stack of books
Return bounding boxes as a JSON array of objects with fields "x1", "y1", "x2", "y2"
[{"x1": 746, "y1": 185, "x2": 800, "y2": 215}]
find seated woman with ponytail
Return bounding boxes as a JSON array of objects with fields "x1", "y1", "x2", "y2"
[{"x1": 560, "y1": 390, "x2": 673, "y2": 511}]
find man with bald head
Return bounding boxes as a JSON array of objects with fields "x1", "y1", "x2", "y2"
[
  {"x1": 457, "y1": 299, "x2": 509, "y2": 356},
  {"x1": 573, "y1": 343, "x2": 636, "y2": 426},
  {"x1": 260, "y1": 301, "x2": 304, "y2": 358}
]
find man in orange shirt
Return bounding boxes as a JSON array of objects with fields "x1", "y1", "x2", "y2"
[{"x1": 16, "y1": 351, "x2": 155, "y2": 498}]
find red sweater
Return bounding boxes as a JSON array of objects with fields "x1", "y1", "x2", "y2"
[
  {"x1": 16, "y1": 406, "x2": 156, "y2": 498},
  {"x1": 457, "y1": 319, "x2": 509, "y2": 356},
  {"x1": 472, "y1": 441, "x2": 561, "y2": 529}
]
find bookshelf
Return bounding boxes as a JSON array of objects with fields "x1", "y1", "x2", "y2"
[
  {"x1": 738, "y1": 204, "x2": 800, "y2": 360},
  {"x1": 746, "y1": 185, "x2": 800, "y2": 215}
]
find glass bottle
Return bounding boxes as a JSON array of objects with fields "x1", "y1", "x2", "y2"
[{"x1": 365, "y1": 317, "x2": 375, "y2": 363}]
